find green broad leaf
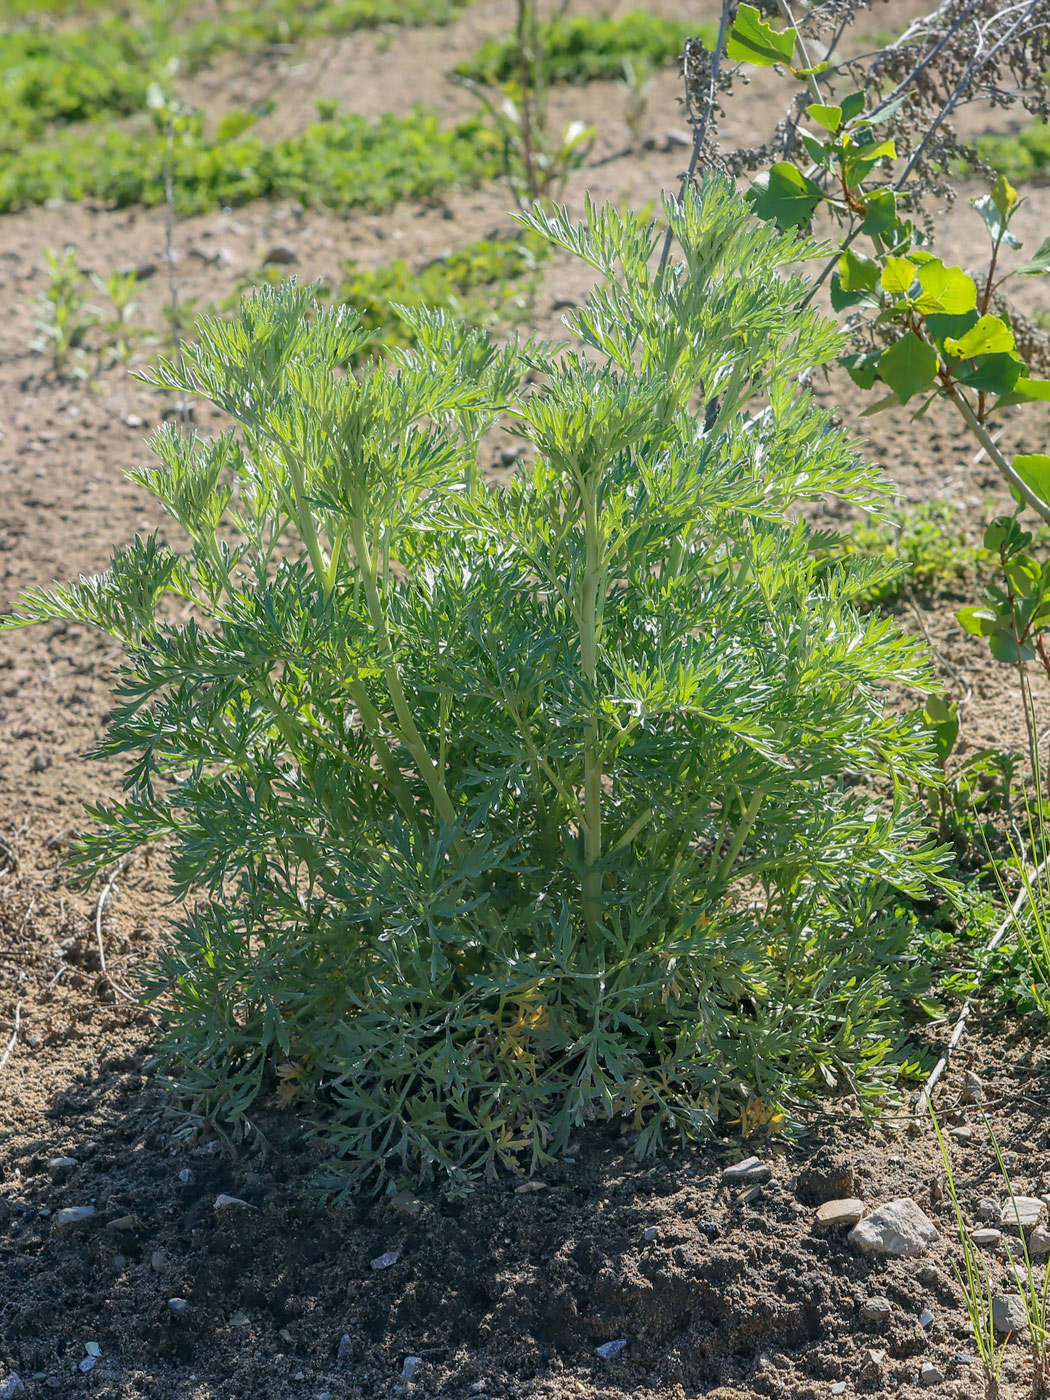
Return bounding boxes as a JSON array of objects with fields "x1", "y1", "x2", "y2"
[
  {"x1": 957, "y1": 605, "x2": 998, "y2": 638},
  {"x1": 838, "y1": 248, "x2": 879, "y2": 293},
  {"x1": 989, "y1": 627, "x2": 1034, "y2": 664},
  {"x1": 953, "y1": 354, "x2": 1022, "y2": 396},
  {"x1": 860, "y1": 188, "x2": 898, "y2": 237},
  {"x1": 992, "y1": 172, "x2": 1018, "y2": 219},
  {"x1": 867, "y1": 94, "x2": 907, "y2": 125},
  {"x1": 807, "y1": 103, "x2": 842, "y2": 134},
  {"x1": 972, "y1": 191, "x2": 1021, "y2": 249},
  {"x1": 1016, "y1": 234, "x2": 1050, "y2": 276},
  {"x1": 840, "y1": 350, "x2": 880, "y2": 389},
  {"x1": 1013, "y1": 453, "x2": 1050, "y2": 510},
  {"x1": 801, "y1": 133, "x2": 834, "y2": 169},
  {"x1": 880, "y1": 257, "x2": 915, "y2": 297},
  {"x1": 922, "y1": 694, "x2": 959, "y2": 764},
  {"x1": 997, "y1": 377, "x2": 1050, "y2": 406},
  {"x1": 924, "y1": 310, "x2": 979, "y2": 353},
  {"x1": 914, "y1": 261, "x2": 977, "y2": 315},
  {"x1": 859, "y1": 390, "x2": 902, "y2": 416},
  {"x1": 1006, "y1": 558, "x2": 1039, "y2": 597},
  {"x1": 876, "y1": 332, "x2": 938, "y2": 403},
  {"x1": 746, "y1": 163, "x2": 822, "y2": 228},
  {"x1": 840, "y1": 90, "x2": 866, "y2": 123},
  {"x1": 791, "y1": 60, "x2": 829, "y2": 77},
  {"x1": 943, "y1": 314, "x2": 1016, "y2": 359},
  {"x1": 726, "y1": 3, "x2": 796, "y2": 65}
]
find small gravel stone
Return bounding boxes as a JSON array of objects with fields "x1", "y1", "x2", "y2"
[
  {"x1": 213, "y1": 1193, "x2": 252, "y2": 1212},
  {"x1": 830, "y1": 1384, "x2": 846, "y2": 1396},
  {"x1": 860, "y1": 1296, "x2": 892, "y2": 1323},
  {"x1": 0, "y1": 1376, "x2": 25, "y2": 1399},
  {"x1": 53, "y1": 1205, "x2": 95, "y2": 1230},
  {"x1": 848, "y1": 1199, "x2": 940, "y2": 1256},
  {"x1": 920, "y1": 1361, "x2": 944, "y2": 1386},
  {"x1": 947, "y1": 1124, "x2": 973, "y2": 1144},
  {"x1": 919, "y1": 1308, "x2": 934, "y2": 1327},
  {"x1": 151, "y1": 1250, "x2": 168, "y2": 1273},
  {"x1": 370, "y1": 1251, "x2": 399, "y2": 1270},
  {"x1": 1029, "y1": 1225, "x2": 1050, "y2": 1257},
  {"x1": 815, "y1": 1198, "x2": 865, "y2": 1227},
  {"x1": 77, "y1": 1358, "x2": 96, "y2": 1374},
  {"x1": 263, "y1": 244, "x2": 298, "y2": 265},
  {"x1": 722, "y1": 1156, "x2": 770, "y2": 1185},
  {"x1": 1001, "y1": 1196, "x2": 1044, "y2": 1231},
  {"x1": 977, "y1": 1197, "x2": 1000, "y2": 1221},
  {"x1": 168, "y1": 1298, "x2": 192, "y2": 1317},
  {"x1": 177, "y1": 1169, "x2": 192, "y2": 1183},
  {"x1": 860, "y1": 1348, "x2": 886, "y2": 1381},
  {"x1": 962, "y1": 1071, "x2": 985, "y2": 1103},
  {"x1": 993, "y1": 1294, "x2": 1029, "y2": 1335},
  {"x1": 664, "y1": 127, "x2": 692, "y2": 148},
  {"x1": 337, "y1": 1334, "x2": 353, "y2": 1360},
  {"x1": 47, "y1": 1156, "x2": 77, "y2": 1179},
  {"x1": 596, "y1": 1340, "x2": 627, "y2": 1360},
  {"x1": 402, "y1": 1356, "x2": 422, "y2": 1381},
  {"x1": 971, "y1": 1228, "x2": 1001, "y2": 1247},
  {"x1": 390, "y1": 1189, "x2": 421, "y2": 1219},
  {"x1": 643, "y1": 1226, "x2": 659, "y2": 1241}
]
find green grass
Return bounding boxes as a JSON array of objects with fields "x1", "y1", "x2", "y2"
[
  {"x1": 0, "y1": 106, "x2": 503, "y2": 215},
  {"x1": 457, "y1": 10, "x2": 717, "y2": 86}
]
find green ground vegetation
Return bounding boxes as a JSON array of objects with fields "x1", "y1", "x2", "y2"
[
  {"x1": 457, "y1": 10, "x2": 716, "y2": 86},
  {"x1": 0, "y1": 106, "x2": 502, "y2": 215}
]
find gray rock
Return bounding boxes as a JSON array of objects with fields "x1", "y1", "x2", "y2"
[
  {"x1": 0, "y1": 1376, "x2": 25, "y2": 1400},
  {"x1": 962, "y1": 1071, "x2": 985, "y2": 1103},
  {"x1": 722, "y1": 1155, "x2": 770, "y2": 1185},
  {"x1": 993, "y1": 1294, "x2": 1029, "y2": 1334},
  {"x1": 860, "y1": 1348, "x2": 886, "y2": 1381},
  {"x1": 168, "y1": 1298, "x2": 192, "y2": 1316},
  {"x1": 976, "y1": 1197, "x2": 999, "y2": 1221},
  {"x1": 337, "y1": 1334, "x2": 353, "y2": 1360},
  {"x1": 1029, "y1": 1225, "x2": 1050, "y2": 1257},
  {"x1": 815, "y1": 1198, "x2": 865, "y2": 1227},
  {"x1": 1001, "y1": 1196, "x2": 1044, "y2": 1231},
  {"x1": 971, "y1": 1228, "x2": 1001, "y2": 1247},
  {"x1": 77, "y1": 1357, "x2": 96, "y2": 1374},
  {"x1": 920, "y1": 1361, "x2": 944, "y2": 1386},
  {"x1": 264, "y1": 244, "x2": 298, "y2": 266},
  {"x1": 177, "y1": 1168, "x2": 192, "y2": 1183},
  {"x1": 402, "y1": 1356, "x2": 422, "y2": 1380},
  {"x1": 53, "y1": 1205, "x2": 95, "y2": 1230},
  {"x1": 47, "y1": 1156, "x2": 77, "y2": 1179},
  {"x1": 213, "y1": 1193, "x2": 252, "y2": 1212},
  {"x1": 860, "y1": 1296, "x2": 892, "y2": 1322},
  {"x1": 151, "y1": 1250, "x2": 168, "y2": 1273},
  {"x1": 643, "y1": 1226, "x2": 659, "y2": 1241},
  {"x1": 848, "y1": 1199, "x2": 940, "y2": 1256},
  {"x1": 390, "y1": 1189, "x2": 421, "y2": 1219},
  {"x1": 919, "y1": 1308, "x2": 934, "y2": 1327},
  {"x1": 664, "y1": 128, "x2": 692, "y2": 148},
  {"x1": 370, "y1": 1251, "x2": 399, "y2": 1270},
  {"x1": 947, "y1": 1124, "x2": 973, "y2": 1144},
  {"x1": 596, "y1": 1339, "x2": 627, "y2": 1360}
]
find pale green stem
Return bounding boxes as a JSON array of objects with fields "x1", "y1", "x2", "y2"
[
  {"x1": 949, "y1": 384, "x2": 1050, "y2": 527},
  {"x1": 580, "y1": 486, "x2": 604, "y2": 935},
  {"x1": 712, "y1": 787, "x2": 766, "y2": 888},
  {"x1": 349, "y1": 516, "x2": 458, "y2": 829}
]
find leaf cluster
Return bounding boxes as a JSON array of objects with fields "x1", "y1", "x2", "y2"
[{"x1": 4, "y1": 180, "x2": 950, "y2": 1188}]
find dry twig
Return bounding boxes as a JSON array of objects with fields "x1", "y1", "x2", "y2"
[{"x1": 0, "y1": 1002, "x2": 21, "y2": 1078}]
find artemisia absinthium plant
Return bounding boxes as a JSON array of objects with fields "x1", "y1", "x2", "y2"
[{"x1": 4, "y1": 179, "x2": 947, "y2": 1189}]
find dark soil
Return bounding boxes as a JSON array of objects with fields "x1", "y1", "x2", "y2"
[{"x1": 4, "y1": 0, "x2": 1050, "y2": 1396}]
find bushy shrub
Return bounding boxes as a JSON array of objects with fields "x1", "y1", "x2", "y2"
[{"x1": 5, "y1": 179, "x2": 947, "y2": 1187}]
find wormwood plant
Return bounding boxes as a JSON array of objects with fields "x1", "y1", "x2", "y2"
[{"x1": 5, "y1": 180, "x2": 948, "y2": 1187}]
